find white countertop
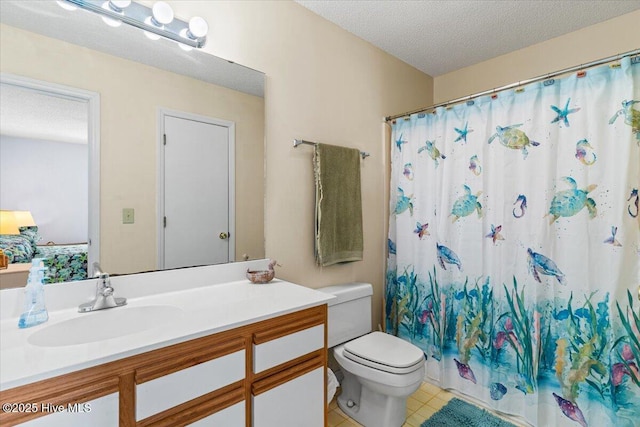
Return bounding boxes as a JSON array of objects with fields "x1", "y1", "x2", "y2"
[{"x1": 0, "y1": 263, "x2": 334, "y2": 390}]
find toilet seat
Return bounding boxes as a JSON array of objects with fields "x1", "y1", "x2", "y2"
[
  {"x1": 343, "y1": 332, "x2": 424, "y2": 375},
  {"x1": 334, "y1": 344, "x2": 425, "y2": 389}
]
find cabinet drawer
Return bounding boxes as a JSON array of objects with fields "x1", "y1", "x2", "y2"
[
  {"x1": 188, "y1": 401, "x2": 245, "y2": 426},
  {"x1": 136, "y1": 350, "x2": 245, "y2": 421},
  {"x1": 252, "y1": 367, "x2": 324, "y2": 427},
  {"x1": 253, "y1": 324, "x2": 324, "y2": 373},
  {"x1": 21, "y1": 393, "x2": 118, "y2": 427}
]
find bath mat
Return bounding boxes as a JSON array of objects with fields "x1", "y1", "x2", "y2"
[{"x1": 420, "y1": 398, "x2": 517, "y2": 427}]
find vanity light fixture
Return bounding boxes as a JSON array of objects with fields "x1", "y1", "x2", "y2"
[{"x1": 59, "y1": 0, "x2": 208, "y2": 48}]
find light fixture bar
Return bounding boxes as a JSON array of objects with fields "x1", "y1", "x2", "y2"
[{"x1": 63, "y1": 0, "x2": 207, "y2": 48}]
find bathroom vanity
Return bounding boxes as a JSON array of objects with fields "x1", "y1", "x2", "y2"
[{"x1": 0, "y1": 260, "x2": 333, "y2": 426}]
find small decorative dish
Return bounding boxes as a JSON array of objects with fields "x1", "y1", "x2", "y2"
[{"x1": 246, "y1": 259, "x2": 278, "y2": 284}]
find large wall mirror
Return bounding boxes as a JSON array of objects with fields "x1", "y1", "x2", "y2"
[{"x1": 0, "y1": 1, "x2": 265, "y2": 289}]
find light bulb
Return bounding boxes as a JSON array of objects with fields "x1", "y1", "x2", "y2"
[
  {"x1": 101, "y1": 2, "x2": 122, "y2": 27},
  {"x1": 187, "y1": 17, "x2": 208, "y2": 39},
  {"x1": 144, "y1": 31, "x2": 161, "y2": 41},
  {"x1": 151, "y1": 1, "x2": 174, "y2": 26},
  {"x1": 56, "y1": 1, "x2": 77, "y2": 11},
  {"x1": 143, "y1": 17, "x2": 161, "y2": 40},
  {"x1": 109, "y1": 0, "x2": 131, "y2": 11},
  {"x1": 102, "y1": 16, "x2": 122, "y2": 27}
]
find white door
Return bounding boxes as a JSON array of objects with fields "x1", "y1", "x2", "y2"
[{"x1": 163, "y1": 114, "x2": 231, "y2": 269}]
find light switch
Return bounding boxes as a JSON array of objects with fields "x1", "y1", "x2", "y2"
[{"x1": 122, "y1": 208, "x2": 135, "y2": 224}]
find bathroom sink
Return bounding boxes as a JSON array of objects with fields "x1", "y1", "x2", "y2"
[{"x1": 28, "y1": 305, "x2": 183, "y2": 347}]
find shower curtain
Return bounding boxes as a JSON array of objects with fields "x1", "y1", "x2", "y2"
[{"x1": 386, "y1": 56, "x2": 639, "y2": 427}]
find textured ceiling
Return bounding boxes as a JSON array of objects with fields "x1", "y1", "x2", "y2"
[
  {"x1": 0, "y1": 84, "x2": 88, "y2": 144},
  {"x1": 296, "y1": 0, "x2": 640, "y2": 77}
]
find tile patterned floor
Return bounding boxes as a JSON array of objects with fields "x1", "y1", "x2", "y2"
[{"x1": 328, "y1": 381, "x2": 526, "y2": 427}]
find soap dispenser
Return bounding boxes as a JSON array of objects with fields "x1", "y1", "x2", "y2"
[{"x1": 18, "y1": 258, "x2": 49, "y2": 329}]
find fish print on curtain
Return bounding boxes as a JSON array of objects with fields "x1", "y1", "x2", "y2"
[{"x1": 386, "y1": 56, "x2": 639, "y2": 427}]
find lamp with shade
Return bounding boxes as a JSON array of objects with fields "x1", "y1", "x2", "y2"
[{"x1": 12, "y1": 211, "x2": 37, "y2": 229}]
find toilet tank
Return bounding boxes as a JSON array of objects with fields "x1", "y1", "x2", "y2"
[{"x1": 317, "y1": 283, "x2": 373, "y2": 348}]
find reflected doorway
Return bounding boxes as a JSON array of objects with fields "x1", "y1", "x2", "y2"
[
  {"x1": 157, "y1": 109, "x2": 235, "y2": 269},
  {"x1": 0, "y1": 74, "x2": 100, "y2": 283}
]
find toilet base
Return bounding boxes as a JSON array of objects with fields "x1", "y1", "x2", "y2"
[{"x1": 336, "y1": 369, "x2": 415, "y2": 427}]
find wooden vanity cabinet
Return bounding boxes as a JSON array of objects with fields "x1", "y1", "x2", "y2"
[{"x1": 0, "y1": 305, "x2": 327, "y2": 427}]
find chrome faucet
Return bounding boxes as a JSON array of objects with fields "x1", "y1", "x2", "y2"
[{"x1": 78, "y1": 262, "x2": 127, "y2": 313}]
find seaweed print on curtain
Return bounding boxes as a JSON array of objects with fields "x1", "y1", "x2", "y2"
[{"x1": 386, "y1": 56, "x2": 639, "y2": 427}]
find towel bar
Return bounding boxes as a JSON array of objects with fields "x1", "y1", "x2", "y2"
[{"x1": 293, "y1": 139, "x2": 370, "y2": 159}]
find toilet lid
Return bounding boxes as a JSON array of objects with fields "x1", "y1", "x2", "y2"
[{"x1": 343, "y1": 332, "x2": 425, "y2": 375}]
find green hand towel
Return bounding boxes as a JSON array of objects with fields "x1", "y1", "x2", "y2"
[{"x1": 314, "y1": 143, "x2": 363, "y2": 267}]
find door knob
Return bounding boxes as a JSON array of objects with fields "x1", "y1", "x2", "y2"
[{"x1": 219, "y1": 232, "x2": 229, "y2": 240}]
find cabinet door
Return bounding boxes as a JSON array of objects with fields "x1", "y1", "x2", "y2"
[
  {"x1": 21, "y1": 393, "x2": 118, "y2": 427},
  {"x1": 187, "y1": 401, "x2": 244, "y2": 426},
  {"x1": 252, "y1": 367, "x2": 324, "y2": 427}
]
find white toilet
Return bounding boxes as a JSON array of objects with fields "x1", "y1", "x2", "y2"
[{"x1": 318, "y1": 283, "x2": 425, "y2": 427}]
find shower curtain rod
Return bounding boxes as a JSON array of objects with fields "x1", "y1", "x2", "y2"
[
  {"x1": 385, "y1": 48, "x2": 640, "y2": 122},
  {"x1": 293, "y1": 139, "x2": 371, "y2": 159}
]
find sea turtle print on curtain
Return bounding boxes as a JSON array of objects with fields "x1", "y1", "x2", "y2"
[{"x1": 386, "y1": 56, "x2": 639, "y2": 427}]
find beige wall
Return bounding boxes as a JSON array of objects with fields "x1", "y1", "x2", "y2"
[
  {"x1": 0, "y1": 24, "x2": 265, "y2": 274},
  {"x1": 434, "y1": 11, "x2": 640, "y2": 104},
  {"x1": 161, "y1": 1, "x2": 433, "y2": 327}
]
